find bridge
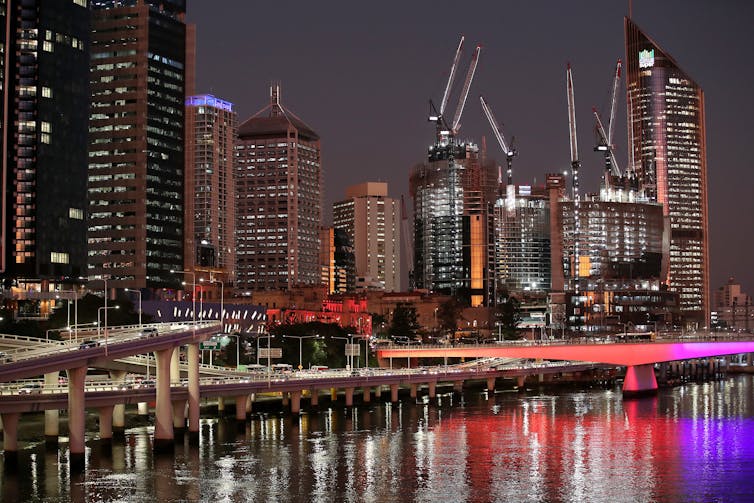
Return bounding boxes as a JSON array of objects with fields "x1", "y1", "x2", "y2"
[{"x1": 376, "y1": 334, "x2": 754, "y2": 394}]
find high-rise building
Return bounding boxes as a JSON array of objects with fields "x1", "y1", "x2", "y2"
[
  {"x1": 184, "y1": 95, "x2": 237, "y2": 282},
  {"x1": 235, "y1": 84, "x2": 322, "y2": 292},
  {"x1": 625, "y1": 17, "x2": 710, "y2": 325},
  {"x1": 1, "y1": 0, "x2": 90, "y2": 287},
  {"x1": 88, "y1": 0, "x2": 188, "y2": 292},
  {"x1": 320, "y1": 226, "x2": 354, "y2": 294},
  {"x1": 333, "y1": 182, "x2": 400, "y2": 292}
]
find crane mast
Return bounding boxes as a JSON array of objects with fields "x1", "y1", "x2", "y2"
[
  {"x1": 480, "y1": 95, "x2": 516, "y2": 186},
  {"x1": 567, "y1": 63, "x2": 582, "y2": 328}
]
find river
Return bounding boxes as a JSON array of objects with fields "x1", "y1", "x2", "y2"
[{"x1": 2, "y1": 375, "x2": 754, "y2": 502}]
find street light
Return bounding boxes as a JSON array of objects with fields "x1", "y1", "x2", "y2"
[
  {"x1": 210, "y1": 278, "x2": 224, "y2": 332},
  {"x1": 283, "y1": 334, "x2": 320, "y2": 370},
  {"x1": 124, "y1": 288, "x2": 142, "y2": 327},
  {"x1": 98, "y1": 305, "x2": 119, "y2": 354},
  {"x1": 256, "y1": 333, "x2": 275, "y2": 366},
  {"x1": 171, "y1": 269, "x2": 196, "y2": 328}
]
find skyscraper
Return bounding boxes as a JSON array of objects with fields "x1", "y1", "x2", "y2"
[
  {"x1": 184, "y1": 95, "x2": 236, "y2": 281},
  {"x1": 625, "y1": 17, "x2": 710, "y2": 325},
  {"x1": 88, "y1": 0, "x2": 188, "y2": 291},
  {"x1": 1, "y1": 0, "x2": 90, "y2": 287},
  {"x1": 235, "y1": 84, "x2": 322, "y2": 292},
  {"x1": 333, "y1": 182, "x2": 400, "y2": 292}
]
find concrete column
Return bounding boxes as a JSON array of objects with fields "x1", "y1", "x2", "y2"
[
  {"x1": 44, "y1": 372, "x2": 59, "y2": 444},
  {"x1": 66, "y1": 366, "x2": 87, "y2": 465},
  {"x1": 109, "y1": 370, "x2": 127, "y2": 435},
  {"x1": 486, "y1": 377, "x2": 496, "y2": 392},
  {"x1": 173, "y1": 400, "x2": 186, "y2": 431},
  {"x1": 171, "y1": 347, "x2": 181, "y2": 385},
  {"x1": 235, "y1": 396, "x2": 247, "y2": 421},
  {"x1": 187, "y1": 343, "x2": 200, "y2": 439},
  {"x1": 281, "y1": 393, "x2": 289, "y2": 408},
  {"x1": 390, "y1": 384, "x2": 399, "y2": 403},
  {"x1": 345, "y1": 387, "x2": 354, "y2": 407},
  {"x1": 153, "y1": 348, "x2": 175, "y2": 451},
  {"x1": 1, "y1": 412, "x2": 20, "y2": 455},
  {"x1": 428, "y1": 381, "x2": 436, "y2": 398},
  {"x1": 517, "y1": 376, "x2": 525, "y2": 388},
  {"x1": 374, "y1": 385, "x2": 382, "y2": 399},
  {"x1": 137, "y1": 402, "x2": 149, "y2": 416},
  {"x1": 747, "y1": 353, "x2": 753, "y2": 366},
  {"x1": 310, "y1": 389, "x2": 319, "y2": 407},
  {"x1": 98, "y1": 406, "x2": 114, "y2": 441},
  {"x1": 217, "y1": 396, "x2": 225, "y2": 413},
  {"x1": 362, "y1": 387, "x2": 371, "y2": 403},
  {"x1": 290, "y1": 391, "x2": 302, "y2": 415},
  {"x1": 246, "y1": 394, "x2": 254, "y2": 414},
  {"x1": 453, "y1": 380, "x2": 464, "y2": 393},
  {"x1": 410, "y1": 384, "x2": 417, "y2": 399},
  {"x1": 623, "y1": 364, "x2": 658, "y2": 395},
  {"x1": 330, "y1": 387, "x2": 337, "y2": 401}
]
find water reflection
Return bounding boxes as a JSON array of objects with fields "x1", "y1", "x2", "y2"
[{"x1": 3, "y1": 377, "x2": 754, "y2": 501}]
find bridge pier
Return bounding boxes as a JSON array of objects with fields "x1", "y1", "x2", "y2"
[
  {"x1": 44, "y1": 372, "x2": 59, "y2": 445},
  {"x1": 310, "y1": 388, "x2": 319, "y2": 407},
  {"x1": 1, "y1": 412, "x2": 20, "y2": 461},
  {"x1": 390, "y1": 384, "x2": 399, "y2": 403},
  {"x1": 374, "y1": 385, "x2": 382, "y2": 399},
  {"x1": 486, "y1": 377, "x2": 496, "y2": 392},
  {"x1": 453, "y1": 380, "x2": 464, "y2": 393},
  {"x1": 330, "y1": 388, "x2": 337, "y2": 401},
  {"x1": 428, "y1": 381, "x2": 436, "y2": 398},
  {"x1": 187, "y1": 343, "x2": 200, "y2": 442},
  {"x1": 623, "y1": 364, "x2": 658, "y2": 395},
  {"x1": 67, "y1": 366, "x2": 87, "y2": 469},
  {"x1": 345, "y1": 387, "x2": 354, "y2": 407},
  {"x1": 409, "y1": 384, "x2": 417, "y2": 399},
  {"x1": 516, "y1": 376, "x2": 525, "y2": 388},
  {"x1": 290, "y1": 391, "x2": 302, "y2": 414},
  {"x1": 235, "y1": 395, "x2": 247, "y2": 421},
  {"x1": 109, "y1": 370, "x2": 127, "y2": 436},
  {"x1": 137, "y1": 402, "x2": 149, "y2": 416},
  {"x1": 172, "y1": 400, "x2": 186, "y2": 432},
  {"x1": 362, "y1": 387, "x2": 371, "y2": 403},
  {"x1": 247, "y1": 394, "x2": 254, "y2": 414},
  {"x1": 217, "y1": 396, "x2": 226, "y2": 414},
  {"x1": 281, "y1": 393, "x2": 289, "y2": 408},
  {"x1": 153, "y1": 348, "x2": 175, "y2": 452},
  {"x1": 98, "y1": 406, "x2": 114, "y2": 441}
]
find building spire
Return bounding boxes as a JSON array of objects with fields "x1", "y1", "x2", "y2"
[{"x1": 270, "y1": 81, "x2": 282, "y2": 116}]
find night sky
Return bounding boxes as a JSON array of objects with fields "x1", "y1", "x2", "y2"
[{"x1": 186, "y1": 0, "x2": 754, "y2": 296}]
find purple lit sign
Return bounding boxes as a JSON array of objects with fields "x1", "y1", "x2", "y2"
[{"x1": 186, "y1": 94, "x2": 234, "y2": 112}]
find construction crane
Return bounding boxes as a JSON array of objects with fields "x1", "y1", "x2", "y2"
[
  {"x1": 593, "y1": 59, "x2": 622, "y2": 182},
  {"x1": 566, "y1": 63, "x2": 582, "y2": 328},
  {"x1": 400, "y1": 195, "x2": 414, "y2": 290},
  {"x1": 428, "y1": 36, "x2": 482, "y2": 144},
  {"x1": 480, "y1": 95, "x2": 516, "y2": 186}
]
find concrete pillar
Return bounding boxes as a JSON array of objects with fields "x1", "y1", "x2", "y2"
[
  {"x1": 281, "y1": 393, "x2": 289, "y2": 408},
  {"x1": 109, "y1": 370, "x2": 127, "y2": 434},
  {"x1": 362, "y1": 387, "x2": 371, "y2": 403},
  {"x1": 374, "y1": 386, "x2": 382, "y2": 399},
  {"x1": 310, "y1": 389, "x2": 319, "y2": 407},
  {"x1": 410, "y1": 384, "x2": 417, "y2": 399},
  {"x1": 187, "y1": 343, "x2": 200, "y2": 439},
  {"x1": 98, "y1": 406, "x2": 114, "y2": 441},
  {"x1": 330, "y1": 387, "x2": 337, "y2": 401},
  {"x1": 290, "y1": 391, "x2": 302, "y2": 415},
  {"x1": 623, "y1": 364, "x2": 658, "y2": 395},
  {"x1": 235, "y1": 396, "x2": 247, "y2": 421},
  {"x1": 538, "y1": 373, "x2": 544, "y2": 382},
  {"x1": 1, "y1": 412, "x2": 20, "y2": 455},
  {"x1": 44, "y1": 372, "x2": 59, "y2": 444},
  {"x1": 246, "y1": 394, "x2": 254, "y2": 414},
  {"x1": 453, "y1": 380, "x2": 464, "y2": 393},
  {"x1": 217, "y1": 396, "x2": 226, "y2": 413},
  {"x1": 747, "y1": 353, "x2": 753, "y2": 366},
  {"x1": 137, "y1": 402, "x2": 149, "y2": 416},
  {"x1": 390, "y1": 384, "x2": 399, "y2": 403},
  {"x1": 486, "y1": 377, "x2": 496, "y2": 392},
  {"x1": 171, "y1": 347, "x2": 181, "y2": 385},
  {"x1": 345, "y1": 387, "x2": 354, "y2": 407},
  {"x1": 172, "y1": 400, "x2": 186, "y2": 431},
  {"x1": 428, "y1": 381, "x2": 436, "y2": 398},
  {"x1": 66, "y1": 366, "x2": 87, "y2": 465},
  {"x1": 153, "y1": 348, "x2": 175, "y2": 451}
]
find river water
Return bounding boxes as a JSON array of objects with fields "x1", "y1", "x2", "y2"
[{"x1": 2, "y1": 376, "x2": 754, "y2": 502}]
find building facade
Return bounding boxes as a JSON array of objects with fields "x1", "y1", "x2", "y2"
[
  {"x1": 184, "y1": 94, "x2": 236, "y2": 281},
  {"x1": 235, "y1": 84, "x2": 322, "y2": 292},
  {"x1": 1, "y1": 0, "x2": 90, "y2": 287},
  {"x1": 333, "y1": 182, "x2": 400, "y2": 293},
  {"x1": 625, "y1": 17, "x2": 710, "y2": 325},
  {"x1": 88, "y1": 0, "x2": 188, "y2": 291},
  {"x1": 319, "y1": 226, "x2": 354, "y2": 294}
]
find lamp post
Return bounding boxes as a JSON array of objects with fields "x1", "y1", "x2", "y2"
[
  {"x1": 171, "y1": 269, "x2": 196, "y2": 328},
  {"x1": 256, "y1": 334, "x2": 274, "y2": 366},
  {"x1": 211, "y1": 278, "x2": 224, "y2": 332},
  {"x1": 98, "y1": 305, "x2": 119, "y2": 355},
  {"x1": 283, "y1": 334, "x2": 319, "y2": 370},
  {"x1": 124, "y1": 288, "x2": 142, "y2": 327}
]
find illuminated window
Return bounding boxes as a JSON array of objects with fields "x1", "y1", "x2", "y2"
[
  {"x1": 51, "y1": 252, "x2": 69, "y2": 264},
  {"x1": 42, "y1": 87, "x2": 52, "y2": 98},
  {"x1": 69, "y1": 208, "x2": 83, "y2": 219}
]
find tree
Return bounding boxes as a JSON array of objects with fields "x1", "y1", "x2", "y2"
[
  {"x1": 496, "y1": 293, "x2": 522, "y2": 340},
  {"x1": 389, "y1": 303, "x2": 420, "y2": 340},
  {"x1": 436, "y1": 297, "x2": 464, "y2": 334}
]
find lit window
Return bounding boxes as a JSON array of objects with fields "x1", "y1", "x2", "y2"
[
  {"x1": 69, "y1": 208, "x2": 83, "y2": 219},
  {"x1": 51, "y1": 252, "x2": 69, "y2": 264}
]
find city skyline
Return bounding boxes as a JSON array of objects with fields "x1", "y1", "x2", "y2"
[{"x1": 186, "y1": 1, "x2": 754, "y2": 295}]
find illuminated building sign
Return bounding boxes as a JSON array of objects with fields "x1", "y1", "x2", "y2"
[
  {"x1": 186, "y1": 94, "x2": 234, "y2": 112},
  {"x1": 638, "y1": 49, "x2": 655, "y2": 69}
]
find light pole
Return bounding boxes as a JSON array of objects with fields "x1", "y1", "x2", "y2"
[
  {"x1": 256, "y1": 334, "x2": 274, "y2": 365},
  {"x1": 283, "y1": 334, "x2": 320, "y2": 370},
  {"x1": 124, "y1": 288, "x2": 142, "y2": 327},
  {"x1": 211, "y1": 278, "x2": 224, "y2": 332},
  {"x1": 332, "y1": 336, "x2": 350, "y2": 370},
  {"x1": 98, "y1": 305, "x2": 119, "y2": 354},
  {"x1": 171, "y1": 269, "x2": 196, "y2": 328}
]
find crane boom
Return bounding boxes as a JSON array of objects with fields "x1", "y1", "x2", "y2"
[
  {"x1": 567, "y1": 64, "x2": 578, "y2": 166},
  {"x1": 607, "y1": 59, "x2": 622, "y2": 146},
  {"x1": 451, "y1": 44, "x2": 481, "y2": 134},
  {"x1": 480, "y1": 95, "x2": 516, "y2": 185},
  {"x1": 440, "y1": 36, "x2": 465, "y2": 117},
  {"x1": 594, "y1": 108, "x2": 621, "y2": 177}
]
